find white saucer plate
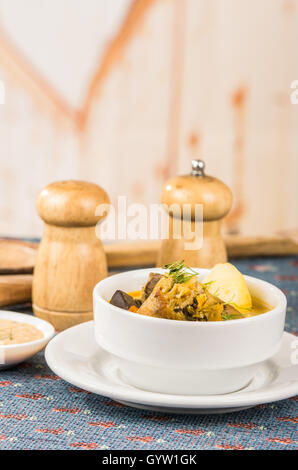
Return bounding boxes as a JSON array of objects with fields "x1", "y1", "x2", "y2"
[{"x1": 45, "y1": 321, "x2": 298, "y2": 414}]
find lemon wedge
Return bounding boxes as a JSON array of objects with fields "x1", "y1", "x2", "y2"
[{"x1": 203, "y1": 263, "x2": 252, "y2": 310}]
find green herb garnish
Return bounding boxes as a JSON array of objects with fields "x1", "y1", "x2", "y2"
[
  {"x1": 222, "y1": 312, "x2": 243, "y2": 321},
  {"x1": 163, "y1": 260, "x2": 198, "y2": 284},
  {"x1": 222, "y1": 313, "x2": 233, "y2": 320}
]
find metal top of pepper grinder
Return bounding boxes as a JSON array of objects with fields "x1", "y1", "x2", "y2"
[{"x1": 191, "y1": 159, "x2": 205, "y2": 177}]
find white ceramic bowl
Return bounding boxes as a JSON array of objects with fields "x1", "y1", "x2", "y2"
[
  {"x1": 93, "y1": 268, "x2": 287, "y2": 395},
  {"x1": 0, "y1": 311, "x2": 55, "y2": 369}
]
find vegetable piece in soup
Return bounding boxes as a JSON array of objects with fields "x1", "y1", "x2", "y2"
[
  {"x1": 141, "y1": 273, "x2": 163, "y2": 301},
  {"x1": 110, "y1": 290, "x2": 141, "y2": 310}
]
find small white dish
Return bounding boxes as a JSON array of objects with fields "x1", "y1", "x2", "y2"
[
  {"x1": 0, "y1": 310, "x2": 55, "y2": 369},
  {"x1": 93, "y1": 268, "x2": 287, "y2": 395},
  {"x1": 45, "y1": 321, "x2": 298, "y2": 414}
]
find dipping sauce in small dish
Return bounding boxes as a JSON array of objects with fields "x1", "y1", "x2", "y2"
[{"x1": 0, "y1": 319, "x2": 44, "y2": 345}]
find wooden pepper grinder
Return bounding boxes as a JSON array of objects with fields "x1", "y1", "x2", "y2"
[
  {"x1": 32, "y1": 180, "x2": 110, "y2": 331},
  {"x1": 157, "y1": 160, "x2": 233, "y2": 268}
]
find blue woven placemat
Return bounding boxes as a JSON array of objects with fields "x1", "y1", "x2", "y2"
[{"x1": 0, "y1": 257, "x2": 297, "y2": 450}]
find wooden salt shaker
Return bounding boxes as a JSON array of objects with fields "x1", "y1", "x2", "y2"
[
  {"x1": 32, "y1": 180, "x2": 110, "y2": 331},
  {"x1": 157, "y1": 160, "x2": 233, "y2": 268}
]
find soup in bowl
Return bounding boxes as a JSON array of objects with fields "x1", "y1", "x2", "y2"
[{"x1": 93, "y1": 264, "x2": 286, "y2": 395}]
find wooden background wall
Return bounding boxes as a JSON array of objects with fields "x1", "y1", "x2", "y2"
[{"x1": 0, "y1": 0, "x2": 297, "y2": 238}]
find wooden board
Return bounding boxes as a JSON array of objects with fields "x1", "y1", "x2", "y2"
[
  {"x1": 0, "y1": 274, "x2": 32, "y2": 307},
  {"x1": 225, "y1": 235, "x2": 298, "y2": 258},
  {"x1": 0, "y1": 240, "x2": 37, "y2": 274},
  {"x1": 105, "y1": 235, "x2": 298, "y2": 267},
  {"x1": 104, "y1": 241, "x2": 159, "y2": 268},
  {"x1": 0, "y1": 235, "x2": 297, "y2": 309},
  {"x1": 1, "y1": 235, "x2": 298, "y2": 272}
]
